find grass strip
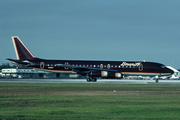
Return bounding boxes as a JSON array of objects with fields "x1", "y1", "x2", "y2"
[{"x1": 0, "y1": 83, "x2": 180, "y2": 119}]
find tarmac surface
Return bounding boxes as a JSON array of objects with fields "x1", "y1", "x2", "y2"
[{"x1": 0, "y1": 78, "x2": 180, "y2": 85}]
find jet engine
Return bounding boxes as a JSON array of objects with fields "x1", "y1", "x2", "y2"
[{"x1": 89, "y1": 70, "x2": 122, "y2": 79}]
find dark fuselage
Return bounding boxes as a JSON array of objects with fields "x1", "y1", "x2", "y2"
[{"x1": 26, "y1": 58, "x2": 173, "y2": 77}]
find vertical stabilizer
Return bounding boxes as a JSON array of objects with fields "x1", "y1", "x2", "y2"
[{"x1": 12, "y1": 36, "x2": 35, "y2": 60}]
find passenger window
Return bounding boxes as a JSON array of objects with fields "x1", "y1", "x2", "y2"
[{"x1": 161, "y1": 65, "x2": 165, "y2": 68}]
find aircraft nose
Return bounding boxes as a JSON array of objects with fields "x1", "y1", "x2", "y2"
[
  {"x1": 168, "y1": 68, "x2": 174, "y2": 75},
  {"x1": 170, "y1": 69, "x2": 174, "y2": 74}
]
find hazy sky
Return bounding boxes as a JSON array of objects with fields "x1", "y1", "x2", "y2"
[{"x1": 1, "y1": 0, "x2": 180, "y2": 68}]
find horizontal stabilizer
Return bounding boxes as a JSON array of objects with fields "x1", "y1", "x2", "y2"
[{"x1": 6, "y1": 58, "x2": 30, "y2": 65}]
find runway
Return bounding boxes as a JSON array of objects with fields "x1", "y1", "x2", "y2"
[{"x1": 0, "y1": 79, "x2": 180, "y2": 85}]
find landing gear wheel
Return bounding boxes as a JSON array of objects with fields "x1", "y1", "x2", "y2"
[
  {"x1": 87, "y1": 78, "x2": 91, "y2": 82},
  {"x1": 155, "y1": 79, "x2": 159, "y2": 83},
  {"x1": 92, "y1": 78, "x2": 97, "y2": 82},
  {"x1": 86, "y1": 78, "x2": 97, "y2": 82}
]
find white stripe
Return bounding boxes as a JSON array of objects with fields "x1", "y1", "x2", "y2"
[{"x1": 12, "y1": 37, "x2": 19, "y2": 60}]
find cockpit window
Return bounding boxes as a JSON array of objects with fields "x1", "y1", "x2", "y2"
[{"x1": 161, "y1": 65, "x2": 166, "y2": 68}]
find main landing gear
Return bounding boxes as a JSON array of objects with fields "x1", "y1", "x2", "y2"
[{"x1": 87, "y1": 78, "x2": 97, "y2": 82}]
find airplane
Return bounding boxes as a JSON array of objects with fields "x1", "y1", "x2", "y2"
[{"x1": 6, "y1": 36, "x2": 174, "y2": 83}]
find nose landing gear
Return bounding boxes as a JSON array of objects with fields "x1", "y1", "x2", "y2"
[
  {"x1": 155, "y1": 75, "x2": 159, "y2": 83},
  {"x1": 155, "y1": 79, "x2": 159, "y2": 83}
]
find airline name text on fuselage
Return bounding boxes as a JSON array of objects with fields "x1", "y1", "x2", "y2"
[{"x1": 121, "y1": 62, "x2": 141, "y2": 67}]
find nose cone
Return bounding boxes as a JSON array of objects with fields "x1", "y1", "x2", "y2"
[
  {"x1": 170, "y1": 69, "x2": 174, "y2": 74},
  {"x1": 166, "y1": 67, "x2": 174, "y2": 75}
]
